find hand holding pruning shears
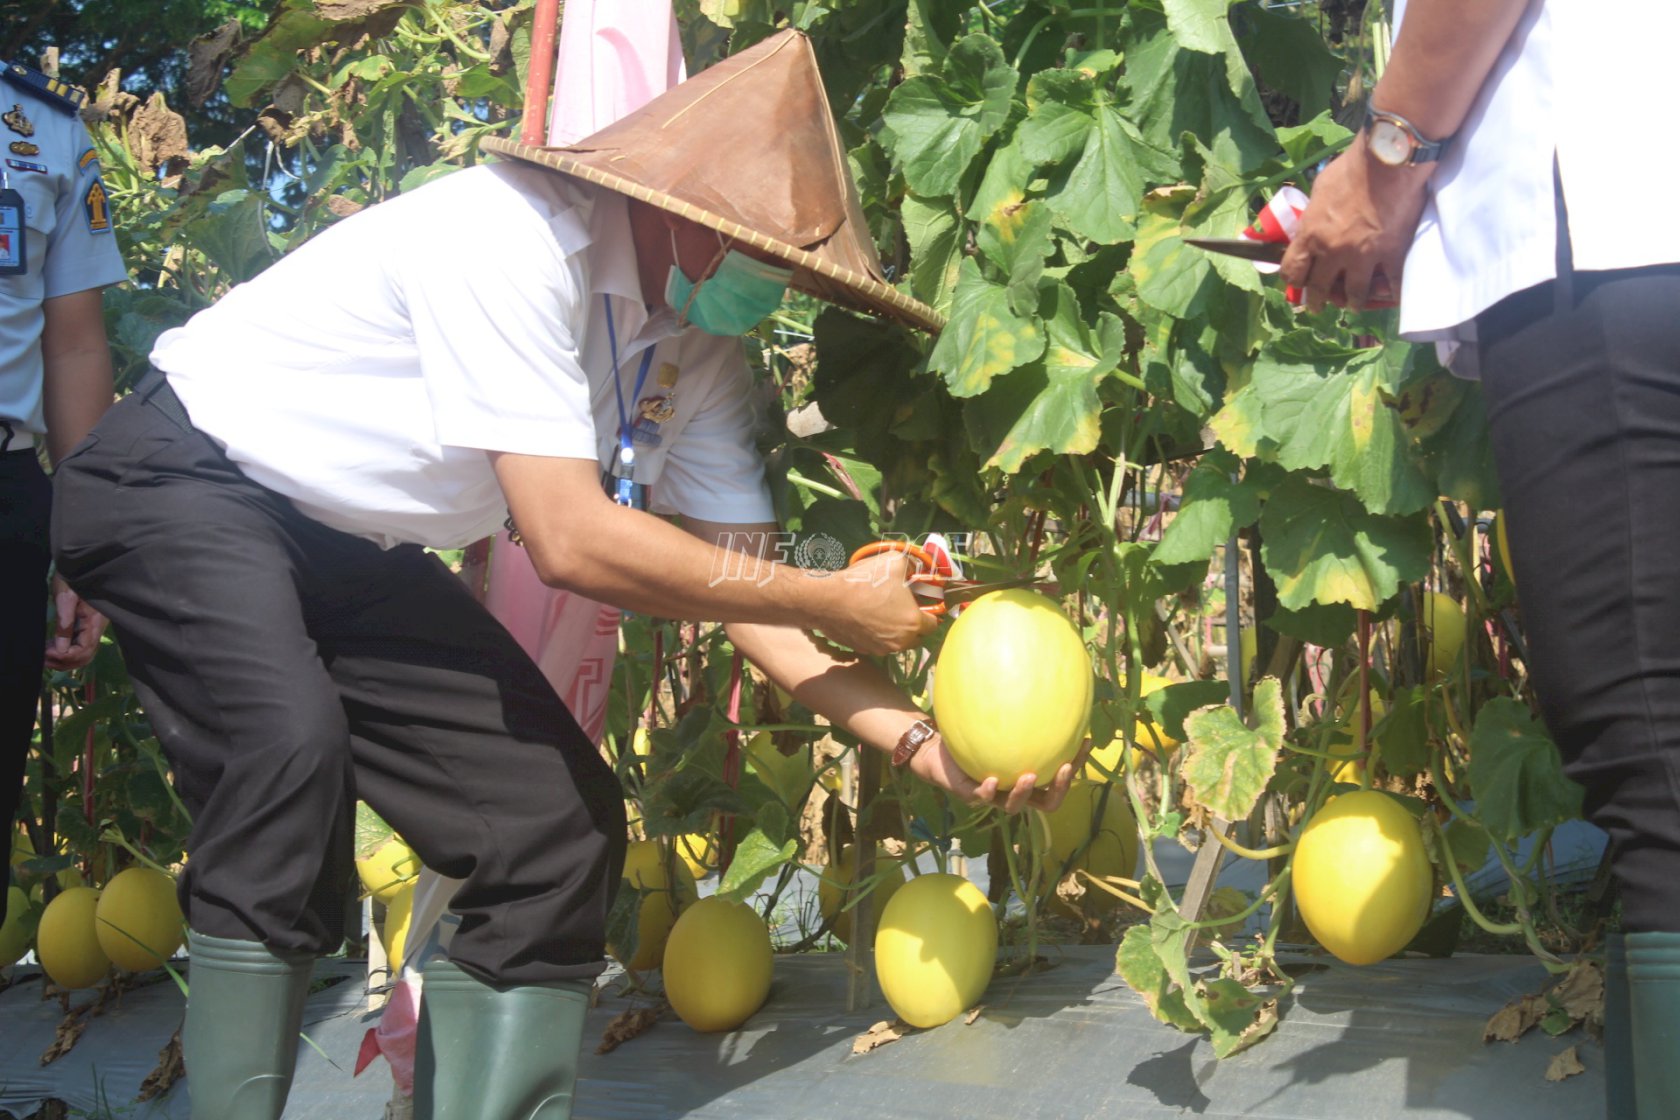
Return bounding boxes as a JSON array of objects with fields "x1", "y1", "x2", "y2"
[{"x1": 847, "y1": 538, "x2": 1052, "y2": 618}]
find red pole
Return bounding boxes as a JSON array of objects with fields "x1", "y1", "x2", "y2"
[{"x1": 522, "y1": 0, "x2": 562, "y2": 144}]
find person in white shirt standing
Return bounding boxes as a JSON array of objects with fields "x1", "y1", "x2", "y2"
[
  {"x1": 51, "y1": 30, "x2": 1078, "y2": 1120},
  {"x1": 1281, "y1": 3, "x2": 1680, "y2": 1117}
]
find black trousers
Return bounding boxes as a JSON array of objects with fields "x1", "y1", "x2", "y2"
[
  {"x1": 1479, "y1": 230, "x2": 1680, "y2": 933},
  {"x1": 1, "y1": 447, "x2": 52, "y2": 924},
  {"x1": 50, "y1": 379, "x2": 627, "y2": 984}
]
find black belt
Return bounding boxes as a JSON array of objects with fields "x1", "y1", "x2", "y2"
[{"x1": 136, "y1": 367, "x2": 194, "y2": 432}]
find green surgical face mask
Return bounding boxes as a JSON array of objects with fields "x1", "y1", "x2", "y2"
[{"x1": 666, "y1": 231, "x2": 793, "y2": 336}]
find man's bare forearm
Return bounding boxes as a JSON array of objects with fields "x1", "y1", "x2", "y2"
[
  {"x1": 1372, "y1": 0, "x2": 1535, "y2": 142},
  {"x1": 40, "y1": 289, "x2": 115, "y2": 464}
]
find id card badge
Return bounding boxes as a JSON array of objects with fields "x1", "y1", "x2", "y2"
[
  {"x1": 0, "y1": 184, "x2": 25, "y2": 276},
  {"x1": 606, "y1": 444, "x2": 646, "y2": 511}
]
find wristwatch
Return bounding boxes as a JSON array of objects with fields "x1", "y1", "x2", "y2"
[
  {"x1": 1363, "y1": 106, "x2": 1449, "y2": 167},
  {"x1": 892, "y1": 719, "x2": 938, "y2": 768}
]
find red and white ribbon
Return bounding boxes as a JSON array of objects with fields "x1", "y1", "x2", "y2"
[{"x1": 1241, "y1": 185, "x2": 1309, "y2": 276}]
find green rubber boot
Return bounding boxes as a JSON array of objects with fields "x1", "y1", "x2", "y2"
[
  {"x1": 1606, "y1": 935, "x2": 1635, "y2": 1120},
  {"x1": 182, "y1": 931, "x2": 315, "y2": 1120},
  {"x1": 413, "y1": 959, "x2": 592, "y2": 1120},
  {"x1": 1627, "y1": 931, "x2": 1680, "y2": 1120}
]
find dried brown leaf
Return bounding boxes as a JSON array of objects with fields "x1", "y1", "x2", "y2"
[
  {"x1": 596, "y1": 1006, "x2": 661, "y2": 1055},
  {"x1": 1545, "y1": 1045, "x2": 1585, "y2": 1082},
  {"x1": 256, "y1": 111, "x2": 291, "y2": 146},
  {"x1": 487, "y1": 14, "x2": 512, "y2": 70},
  {"x1": 1054, "y1": 869, "x2": 1087, "y2": 910},
  {"x1": 138, "y1": 1028, "x2": 184, "y2": 1100},
  {"x1": 852, "y1": 1019, "x2": 906, "y2": 1054},
  {"x1": 1551, "y1": 961, "x2": 1604, "y2": 1025},
  {"x1": 1484, "y1": 993, "x2": 1547, "y2": 1043},
  {"x1": 186, "y1": 21, "x2": 241, "y2": 107},
  {"x1": 324, "y1": 195, "x2": 365, "y2": 219},
  {"x1": 964, "y1": 1005, "x2": 984, "y2": 1025},
  {"x1": 128, "y1": 92, "x2": 191, "y2": 175},
  {"x1": 40, "y1": 1006, "x2": 92, "y2": 1065}
]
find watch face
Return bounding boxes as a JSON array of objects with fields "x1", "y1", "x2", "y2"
[{"x1": 1368, "y1": 118, "x2": 1412, "y2": 167}]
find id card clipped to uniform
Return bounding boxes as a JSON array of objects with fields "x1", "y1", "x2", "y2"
[{"x1": 0, "y1": 172, "x2": 25, "y2": 276}]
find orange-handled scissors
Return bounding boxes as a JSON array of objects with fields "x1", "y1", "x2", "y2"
[{"x1": 847, "y1": 540, "x2": 1051, "y2": 617}]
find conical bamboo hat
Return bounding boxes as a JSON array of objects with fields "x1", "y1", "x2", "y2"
[{"x1": 483, "y1": 29, "x2": 941, "y2": 334}]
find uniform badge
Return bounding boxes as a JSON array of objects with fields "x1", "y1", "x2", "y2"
[
  {"x1": 5, "y1": 158, "x2": 45, "y2": 174},
  {"x1": 83, "y1": 178, "x2": 111, "y2": 233},
  {"x1": 9, "y1": 140, "x2": 39, "y2": 157},
  {"x1": 638, "y1": 394, "x2": 676, "y2": 425},
  {"x1": 2, "y1": 103, "x2": 32, "y2": 137},
  {"x1": 78, "y1": 147, "x2": 98, "y2": 171}
]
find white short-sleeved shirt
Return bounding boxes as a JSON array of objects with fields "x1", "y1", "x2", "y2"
[
  {"x1": 1396, "y1": 0, "x2": 1680, "y2": 370},
  {"x1": 151, "y1": 163, "x2": 774, "y2": 548},
  {"x1": 0, "y1": 67, "x2": 128, "y2": 442}
]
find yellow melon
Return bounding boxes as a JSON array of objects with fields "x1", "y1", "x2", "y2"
[
  {"x1": 37, "y1": 886, "x2": 109, "y2": 989},
  {"x1": 663, "y1": 897, "x2": 773, "y2": 1032},
  {"x1": 356, "y1": 837, "x2": 420, "y2": 907},
  {"x1": 933, "y1": 590, "x2": 1092, "y2": 787},
  {"x1": 382, "y1": 880, "x2": 416, "y2": 970},
  {"x1": 675, "y1": 834, "x2": 716, "y2": 881},
  {"x1": 94, "y1": 867, "x2": 184, "y2": 972},
  {"x1": 875, "y1": 873, "x2": 997, "y2": 1029},
  {"x1": 1293, "y1": 791, "x2": 1432, "y2": 965},
  {"x1": 1421, "y1": 591, "x2": 1467, "y2": 679}
]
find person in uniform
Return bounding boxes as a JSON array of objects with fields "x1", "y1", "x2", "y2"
[
  {"x1": 1, "y1": 59, "x2": 125, "y2": 919},
  {"x1": 52, "y1": 31, "x2": 1076, "y2": 1120}
]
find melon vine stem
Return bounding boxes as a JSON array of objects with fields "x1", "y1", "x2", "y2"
[{"x1": 1209, "y1": 827, "x2": 1293, "y2": 863}]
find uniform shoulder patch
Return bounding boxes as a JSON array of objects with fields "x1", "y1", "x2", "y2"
[
  {"x1": 83, "y1": 177, "x2": 111, "y2": 233},
  {"x1": 0, "y1": 61, "x2": 85, "y2": 114},
  {"x1": 78, "y1": 146, "x2": 98, "y2": 171}
]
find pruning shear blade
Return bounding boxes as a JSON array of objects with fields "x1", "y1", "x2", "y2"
[{"x1": 1182, "y1": 236, "x2": 1288, "y2": 264}]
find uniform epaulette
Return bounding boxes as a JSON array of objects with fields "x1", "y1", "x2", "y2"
[{"x1": 0, "y1": 60, "x2": 86, "y2": 113}]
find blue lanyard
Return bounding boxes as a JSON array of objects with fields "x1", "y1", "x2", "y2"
[{"x1": 604, "y1": 296, "x2": 656, "y2": 508}]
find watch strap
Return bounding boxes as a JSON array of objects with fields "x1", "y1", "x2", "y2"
[{"x1": 892, "y1": 719, "x2": 938, "y2": 768}]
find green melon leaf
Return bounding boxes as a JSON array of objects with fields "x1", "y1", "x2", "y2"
[
  {"x1": 928, "y1": 257, "x2": 1046, "y2": 397},
  {"x1": 1217, "y1": 333, "x2": 1437, "y2": 517},
  {"x1": 902, "y1": 192, "x2": 966, "y2": 316},
  {"x1": 1237, "y1": 6, "x2": 1345, "y2": 120},
  {"x1": 1199, "y1": 977, "x2": 1278, "y2": 1058},
  {"x1": 971, "y1": 284, "x2": 1119, "y2": 471},
  {"x1": 1466, "y1": 699, "x2": 1585, "y2": 844},
  {"x1": 1182, "y1": 677, "x2": 1284, "y2": 822},
  {"x1": 1019, "y1": 69, "x2": 1143, "y2": 244},
  {"x1": 1258, "y1": 476, "x2": 1433, "y2": 611},
  {"x1": 717, "y1": 826, "x2": 798, "y2": 902},
  {"x1": 977, "y1": 192, "x2": 1054, "y2": 318},
  {"x1": 1163, "y1": 0, "x2": 1238, "y2": 55},
  {"x1": 1117, "y1": 923, "x2": 1204, "y2": 1032},
  {"x1": 1120, "y1": 8, "x2": 1277, "y2": 178},
  {"x1": 881, "y1": 34, "x2": 1016, "y2": 198},
  {"x1": 1374, "y1": 685, "x2": 1432, "y2": 779},
  {"x1": 1154, "y1": 448, "x2": 1267, "y2": 565}
]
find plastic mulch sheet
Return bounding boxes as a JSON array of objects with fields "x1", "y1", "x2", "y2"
[{"x1": 1, "y1": 945, "x2": 1601, "y2": 1119}]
